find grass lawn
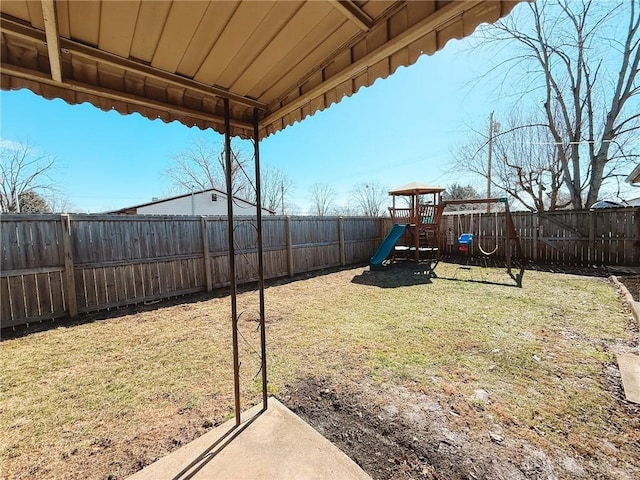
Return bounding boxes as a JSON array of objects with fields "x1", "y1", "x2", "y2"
[{"x1": 1, "y1": 262, "x2": 638, "y2": 479}]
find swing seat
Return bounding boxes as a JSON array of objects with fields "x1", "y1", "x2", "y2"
[
  {"x1": 458, "y1": 233, "x2": 474, "y2": 244},
  {"x1": 457, "y1": 233, "x2": 473, "y2": 253},
  {"x1": 478, "y1": 244, "x2": 499, "y2": 256}
]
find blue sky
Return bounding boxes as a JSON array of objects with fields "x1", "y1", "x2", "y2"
[
  {"x1": 1, "y1": 2, "x2": 635, "y2": 213},
  {"x1": 0, "y1": 23, "x2": 509, "y2": 213}
]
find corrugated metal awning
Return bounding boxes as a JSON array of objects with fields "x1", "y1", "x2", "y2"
[{"x1": 1, "y1": 1, "x2": 522, "y2": 139}]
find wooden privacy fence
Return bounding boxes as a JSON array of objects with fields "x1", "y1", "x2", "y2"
[
  {"x1": 1, "y1": 214, "x2": 385, "y2": 328},
  {"x1": 439, "y1": 207, "x2": 639, "y2": 266}
]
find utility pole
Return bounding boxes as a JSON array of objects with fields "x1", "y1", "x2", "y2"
[{"x1": 487, "y1": 111, "x2": 494, "y2": 213}]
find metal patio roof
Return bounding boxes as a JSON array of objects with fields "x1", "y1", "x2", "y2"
[{"x1": 1, "y1": 1, "x2": 522, "y2": 139}]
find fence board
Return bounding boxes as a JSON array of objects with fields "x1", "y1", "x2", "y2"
[
  {"x1": 1, "y1": 276, "x2": 12, "y2": 323},
  {"x1": 49, "y1": 271, "x2": 65, "y2": 315},
  {"x1": 439, "y1": 207, "x2": 638, "y2": 266},
  {"x1": 8, "y1": 276, "x2": 26, "y2": 321},
  {"x1": 2, "y1": 210, "x2": 637, "y2": 328},
  {"x1": 36, "y1": 272, "x2": 52, "y2": 318}
]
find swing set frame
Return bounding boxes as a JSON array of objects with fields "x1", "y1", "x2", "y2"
[{"x1": 442, "y1": 197, "x2": 524, "y2": 272}]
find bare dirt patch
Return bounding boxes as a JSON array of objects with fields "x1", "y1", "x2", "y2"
[
  {"x1": 618, "y1": 275, "x2": 640, "y2": 301},
  {"x1": 282, "y1": 374, "x2": 639, "y2": 480}
]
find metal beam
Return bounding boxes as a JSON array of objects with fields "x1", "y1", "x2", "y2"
[
  {"x1": 261, "y1": 1, "x2": 483, "y2": 127},
  {"x1": 40, "y1": 0, "x2": 62, "y2": 82},
  {"x1": 2, "y1": 63, "x2": 253, "y2": 131},
  {"x1": 0, "y1": 15, "x2": 267, "y2": 110},
  {"x1": 329, "y1": 0, "x2": 373, "y2": 31},
  {"x1": 443, "y1": 198, "x2": 508, "y2": 206}
]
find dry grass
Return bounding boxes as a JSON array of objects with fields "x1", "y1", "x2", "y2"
[{"x1": 1, "y1": 262, "x2": 638, "y2": 479}]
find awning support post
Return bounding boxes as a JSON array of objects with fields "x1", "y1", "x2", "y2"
[
  {"x1": 253, "y1": 107, "x2": 268, "y2": 411},
  {"x1": 224, "y1": 98, "x2": 241, "y2": 426}
]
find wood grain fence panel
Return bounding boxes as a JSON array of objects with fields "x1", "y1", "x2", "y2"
[
  {"x1": 23, "y1": 273, "x2": 40, "y2": 318},
  {"x1": 124, "y1": 264, "x2": 136, "y2": 301},
  {"x1": 0, "y1": 224, "x2": 10, "y2": 271},
  {"x1": 263, "y1": 217, "x2": 287, "y2": 249},
  {"x1": 38, "y1": 220, "x2": 56, "y2": 266},
  {"x1": 147, "y1": 263, "x2": 159, "y2": 298},
  {"x1": 71, "y1": 221, "x2": 88, "y2": 264},
  {"x1": 105, "y1": 266, "x2": 118, "y2": 304},
  {"x1": 345, "y1": 239, "x2": 378, "y2": 264},
  {"x1": 35, "y1": 272, "x2": 52, "y2": 318},
  {"x1": 74, "y1": 269, "x2": 87, "y2": 311},
  {"x1": 164, "y1": 261, "x2": 176, "y2": 293},
  {"x1": 94, "y1": 267, "x2": 108, "y2": 307},
  {"x1": 49, "y1": 271, "x2": 66, "y2": 315},
  {"x1": 211, "y1": 254, "x2": 230, "y2": 287},
  {"x1": 163, "y1": 261, "x2": 175, "y2": 294},
  {"x1": 1, "y1": 276, "x2": 12, "y2": 324},
  {"x1": 131, "y1": 263, "x2": 143, "y2": 299},
  {"x1": 208, "y1": 219, "x2": 229, "y2": 254},
  {"x1": 5, "y1": 221, "x2": 21, "y2": 270},
  {"x1": 113, "y1": 265, "x2": 126, "y2": 304},
  {"x1": 80, "y1": 269, "x2": 96, "y2": 309},
  {"x1": 263, "y1": 249, "x2": 287, "y2": 278},
  {"x1": 21, "y1": 220, "x2": 36, "y2": 268},
  {"x1": 593, "y1": 210, "x2": 607, "y2": 265},
  {"x1": 8, "y1": 276, "x2": 26, "y2": 321},
  {"x1": 189, "y1": 257, "x2": 201, "y2": 290}
]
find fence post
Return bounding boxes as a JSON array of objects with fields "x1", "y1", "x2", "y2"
[
  {"x1": 61, "y1": 214, "x2": 78, "y2": 318},
  {"x1": 532, "y1": 213, "x2": 538, "y2": 262},
  {"x1": 285, "y1": 216, "x2": 294, "y2": 277},
  {"x1": 588, "y1": 210, "x2": 595, "y2": 264},
  {"x1": 338, "y1": 217, "x2": 346, "y2": 266},
  {"x1": 201, "y1": 216, "x2": 213, "y2": 292}
]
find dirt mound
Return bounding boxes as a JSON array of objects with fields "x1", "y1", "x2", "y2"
[
  {"x1": 281, "y1": 378, "x2": 568, "y2": 480},
  {"x1": 618, "y1": 276, "x2": 640, "y2": 301}
]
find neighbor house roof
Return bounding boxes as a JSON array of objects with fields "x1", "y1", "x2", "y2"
[
  {"x1": 627, "y1": 164, "x2": 640, "y2": 185},
  {"x1": 389, "y1": 181, "x2": 445, "y2": 195},
  {"x1": 1, "y1": 1, "x2": 523, "y2": 139},
  {"x1": 107, "y1": 187, "x2": 275, "y2": 215}
]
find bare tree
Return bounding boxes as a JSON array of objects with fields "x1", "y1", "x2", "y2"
[
  {"x1": 454, "y1": 112, "x2": 571, "y2": 211},
  {"x1": 164, "y1": 137, "x2": 251, "y2": 198},
  {"x1": 47, "y1": 193, "x2": 76, "y2": 213},
  {"x1": 255, "y1": 164, "x2": 294, "y2": 214},
  {"x1": 309, "y1": 182, "x2": 337, "y2": 216},
  {"x1": 0, "y1": 141, "x2": 58, "y2": 213},
  {"x1": 330, "y1": 204, "x2": 360, "y2": 216},
  {"x1": 351, "y1": 182, "x2": 388, "y2": 216},
  {"x1": 493, "y1": 115, "x2": 571, "y2": 211},
  {"x1": 479, "y1": 0, "x2": 640, "y2": 208}
]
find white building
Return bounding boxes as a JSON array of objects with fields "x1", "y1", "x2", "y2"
[{"x1": 109, "y1": 188, "x2": 274, "y2": 216}]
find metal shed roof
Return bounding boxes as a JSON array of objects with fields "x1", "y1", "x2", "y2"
[{"x1": 1, "y1": 1, "x2": 521, "y2": 139}]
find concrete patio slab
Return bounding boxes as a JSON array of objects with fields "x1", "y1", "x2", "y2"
[
  {"x1": 127, "y1": 397, "x2": 372, "y2": 480},
  {"x1": 617, "y1": 353, "x2": 640, "y2": 404}
]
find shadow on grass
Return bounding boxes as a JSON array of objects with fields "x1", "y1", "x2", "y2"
[
  {"x1": 435, "y1": 263, "x2": 526, "y2": 288},
  {"x1": 351, "y1": 263, "x2": 435, "y2": 288}
]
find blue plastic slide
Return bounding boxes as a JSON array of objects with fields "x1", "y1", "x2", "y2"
[{"x1": 370, "y1": 224, "x2": 407, "y2": 269}]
